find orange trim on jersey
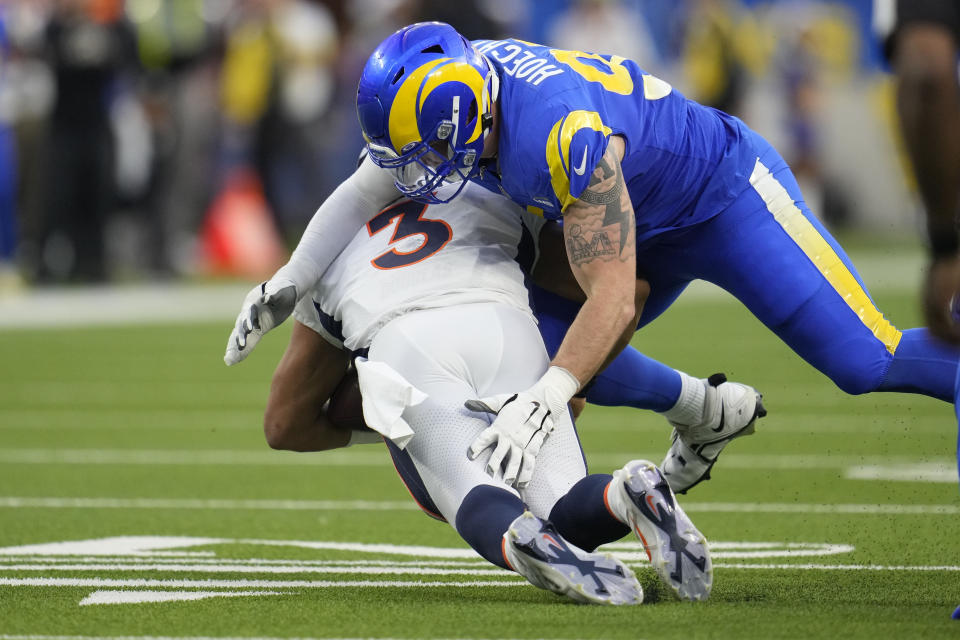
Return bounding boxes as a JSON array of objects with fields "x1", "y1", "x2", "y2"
[
  {"x1": 386, "y1": 450, "x2": 446, "y2": 522},
  {"x1": 365, "y1": 199, "x2": 419, "y2": 235},
  {"x1": 366, "y1": 200, "x2": 454, "y2": 271}
]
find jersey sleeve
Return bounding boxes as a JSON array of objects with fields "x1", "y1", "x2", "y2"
[
  {"x1": 518, "y1": 207, "x2": 548, "y2": 273},
  {"x1": 292, "y1": 293, "x2": 346, "y2": 350},
  {"x1": 544, "y1": 110, "x2": 612, "y2": 211},
  {"x1": 274, "y1": 157, "x2": 400, "y2": 295}
]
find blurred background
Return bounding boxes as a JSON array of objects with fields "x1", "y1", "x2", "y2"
[{"x1": 0, "y1": 0, "x2": 921, "y2": 294}]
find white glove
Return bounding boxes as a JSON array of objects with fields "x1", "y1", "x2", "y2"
[
  {"x1": 223, "y1": 277, "x2": 298, "y2": 366},
  {"x1": 465, "y1": 366, "x2": 580, "y2": 488}
]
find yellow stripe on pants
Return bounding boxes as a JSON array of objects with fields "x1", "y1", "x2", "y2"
[{"x1": 749, "y1": 159, "x2": 901, "y2": 355}]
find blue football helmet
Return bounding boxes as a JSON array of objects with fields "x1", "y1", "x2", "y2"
[{"x1": 356, "y1": 22, "x2": 498, "y2": 203}]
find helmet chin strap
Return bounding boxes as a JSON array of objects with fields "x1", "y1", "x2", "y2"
[{"x1": 480, "y1": 55, "x2": 500, "y2": 143}]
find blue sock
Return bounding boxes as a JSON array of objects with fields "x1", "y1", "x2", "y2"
[
  {"x1": 587, "y1": 345, "x2": 682, "y2": 412},
  {"x1": 455, "y1": 485, "x2": 525, "y2": 569},
  {"x1": 548, "y1": 474, "x2": 629, "y2": 552},
  {"x1": 879, "y1": 328, "x2": 959, "y2": 401}
]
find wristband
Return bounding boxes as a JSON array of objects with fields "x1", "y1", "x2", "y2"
[{"x1": 535, "y1": 366, "x2": 581, "y2": 405}]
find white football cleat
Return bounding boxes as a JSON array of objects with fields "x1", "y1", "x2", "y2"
[
  {"x1": 606, "y1": 459, "x2": 712, "y2": 601},
  {"x1": 662, "y1": 373, "x2": 766, "y2": 494},
  {"x1": 503, "y1": 511, "x2": 643, "y2": 605}
]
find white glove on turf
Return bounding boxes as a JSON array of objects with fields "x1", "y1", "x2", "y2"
[
  {"x1": 224, "y1": 277, "x2": 298, "y2": 366},
  {"x1": 465, "y1": 366, "x2": 580, "y2": 488}
]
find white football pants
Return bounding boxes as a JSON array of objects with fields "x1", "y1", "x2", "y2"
[{"x1": 366, "y1": 302, "x2": 588, "y2": 523}]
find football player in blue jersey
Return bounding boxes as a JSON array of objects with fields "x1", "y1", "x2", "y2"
[
  {"x1": 349, "y1": 21, "x2": 960, "y2": 493},
  {"x1": 227, "y1": 21, "x2": 959, "y2": 497}
]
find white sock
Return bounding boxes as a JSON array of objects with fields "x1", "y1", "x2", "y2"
[{"x1": 658, "y1": 371, "x2": 705, "y2": 427}]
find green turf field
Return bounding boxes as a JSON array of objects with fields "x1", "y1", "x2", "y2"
[{"x1": 1, "y1": 276, "x2": 958, "y2": 639}]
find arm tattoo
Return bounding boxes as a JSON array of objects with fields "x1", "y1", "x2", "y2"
[
  {"x1": 565, "y1": 150, "x2": 633, "y2": 265},
  {"x1": 566, "y1": 223, "x2": 616, "y2": 263},
  {"x1": 579, "y1": 156, "x2": 623, "y2": 226}
]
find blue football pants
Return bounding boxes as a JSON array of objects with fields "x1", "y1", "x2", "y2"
[{"x1": 533, "y1": 131, "x2": 960, "y2": 477}]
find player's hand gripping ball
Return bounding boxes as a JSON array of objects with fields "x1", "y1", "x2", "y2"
[{"x1": 325, "y1": 366, "x2": 370, "y2": 433}]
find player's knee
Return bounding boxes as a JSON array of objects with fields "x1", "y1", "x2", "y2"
[
  {"x1": 827, "y1": 366, "x2": 882, "y2": 396},
  {"x1": 805, "y1": 339, "x2": 890, "y2": 396},
  {"x1": 263, "y1": 408, "x2": 295, "y2": 450}
]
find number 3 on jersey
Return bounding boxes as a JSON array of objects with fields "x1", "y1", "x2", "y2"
[{"x1": 366, "y1": 200, "x2": 453, "y2": 269}]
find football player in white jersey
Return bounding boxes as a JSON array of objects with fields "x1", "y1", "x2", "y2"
[
  {"x1": 226, "y1": 176, "x2": 713, "y2": 604},
  {"x1": 225, "y1": 151, "x2": 764, "y2": 495}
]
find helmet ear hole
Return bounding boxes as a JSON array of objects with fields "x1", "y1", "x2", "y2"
[{"x1": 466, "y1": 99, "x2": 478, "y2": 127}]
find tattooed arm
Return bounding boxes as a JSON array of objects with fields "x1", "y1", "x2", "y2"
[
  {"x1": 552, "y1": 135, "x2": 637, "y2": 386},
  {"x1": 464, "y1": 136, "x2": 636, "y2": 488}
]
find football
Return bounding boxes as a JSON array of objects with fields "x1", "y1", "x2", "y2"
[{"x1": 325, "y1": 366, "x2": 370, "y2": 432}]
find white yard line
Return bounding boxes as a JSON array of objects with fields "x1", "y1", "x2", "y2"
[
  {"x1": 0, "y1": 283, "x2": 250, "y2": 329},
  {"x1": 683, "y1": 502, "x2": 960, "y2": 515},
  {"x1": 0, "y1": 449, "x2": 389, "y2": 467},
  {"x1": 1, "y1": 633, "x2": 538, "y2": 640},
  {"x1": 0, "y1": 636, "x2": 540, "y2": 640},
  {"x1": 0, "y1": 564, "x2": 507, "y2": 576},
  {"x1": 0, "y1": 497, "x2": 419, "y2": 511},
  {"x1": 0, "y1": 636, "x2": 419, "y2": 640},
  {"x1": 0, "y1": 252, "x2": 923, "y2": 331},
  {"x1": 78, "y1": 590, "x2": 286, "y2": 606},
  {"x1": 0, "y1": 557, "x2": 487, "y2": 567},
  {"x1": 0, "y1": 577, "x2": 524, "y2": 589},
  {"x1": 716, "y1": 563, "x2": 960, "y2": 571},
  {"x1": 846, "y1": 463, "x2": 957, "y2": 483},
  {"x1": 0, "y1": 448, "x2": 954, "y2": 474},
  {"x1": 1, "y1": 560, "x2": 958, "y2": 594},
  {"x1": 0, "y1": 537, "x2": 855, "y2": 562},
  {"x1": 0, "y1": 496, "x2": 956, "y2": 515}
]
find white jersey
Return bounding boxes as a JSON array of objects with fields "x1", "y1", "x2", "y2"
[{"x1": 294, "y1": 183, "x2": 546, "y2": 352}]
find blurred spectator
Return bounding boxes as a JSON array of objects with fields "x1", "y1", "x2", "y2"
[
  {"x1": 766, "y1": 1, "x2": 858, "y2": 229},
  {"x1": 217, "y1": 0, "x2": 342, "y2": 242},
  {"x1": 0, "y1": 0, "x2": 923, "y2": 287},
  {"x1": 546, "y1": 0, "x2": 657, "y2": 64},
  {"x1": 37, "y1": 0, "x2": 135, "y2": 282},
  {"x1": 256, "y1": 0, "x2": 340, "y2": 242},
  {"x1": 125, "y1": 0, "x2": 218, "y2": 276},
  {"x1": 0, "y1": 6, "x2": 19, "y2": 288},
  {"x1": 414, "y1": 0, "x2": 523, "y2": 40},
  {"x1": 778, "y1": 10, "x2": 828, "y2": 220},
  {"x1": 2, "y1": 1, "x2": 56, "y2": 285},
  {"x1": 681, "y1": 0, "x2": 769, "y2": 116}
]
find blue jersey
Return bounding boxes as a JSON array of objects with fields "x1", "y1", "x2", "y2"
[{"x1": 471, "y1": 39, "x2": 759, "y2": 243}]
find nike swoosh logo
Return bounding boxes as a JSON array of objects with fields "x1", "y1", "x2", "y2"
[
  {"x1": 711, "y1": 406, "x2": 726, "y2": 433},
  {"x1": 573, "y1": 146, "x2": 589, "y2": 175}
]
